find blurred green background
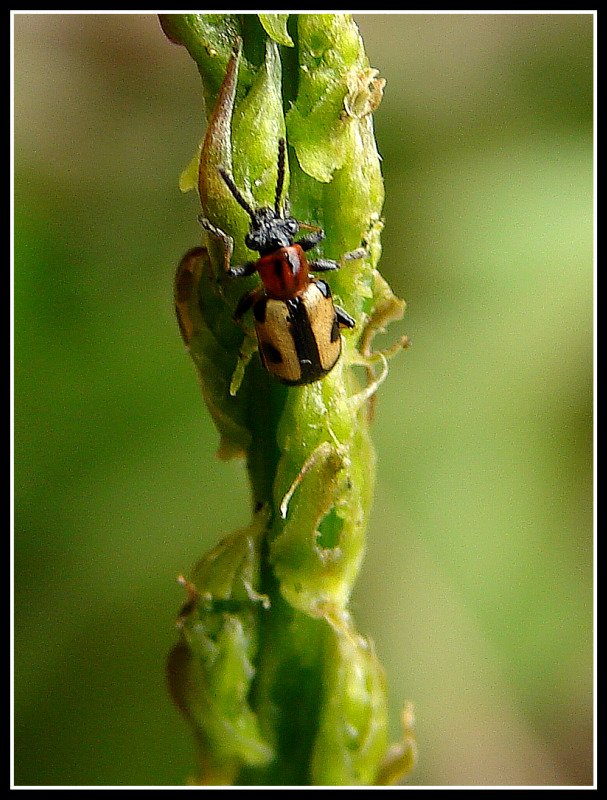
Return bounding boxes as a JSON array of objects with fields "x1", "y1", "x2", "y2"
[{"x1": 13, "y1": 13, "x2": 594, "y2": 787}]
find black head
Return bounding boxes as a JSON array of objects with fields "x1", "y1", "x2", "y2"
[{"x1": 218, "y1": 138, "x2": 299, "y2": 256}]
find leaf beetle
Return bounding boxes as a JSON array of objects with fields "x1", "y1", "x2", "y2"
[{"x1": 200, "y1": 138, "x2": 364, "y2": 386}]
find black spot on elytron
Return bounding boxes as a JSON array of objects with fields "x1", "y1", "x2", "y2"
[
  {"x1": 253, "y1": 297, "x2": 268, "y2": 324},
  {"x1": 261, "y1": 341, "x2": 283, "y2": 364}
]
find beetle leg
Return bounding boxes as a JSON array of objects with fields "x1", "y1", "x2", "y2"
[
  {"x1": 335, "y1": 305, "x2": 356, "y2": 329},
  {"x1": 228, "y1": 288, "x2": 266, "y2": 395},
  {"x1": 309, "y1": 247, "x2": 367, "y2": 273},
  {"x1": 296, "y1": 227, "x2": 325, "y2": 252},
  {"x1": 198, "y1": 215, "x2": 234, "y2": 273},
  {"x1": 233, "y1": 286, "x2": 264, "y2": 322},
  {"x1": 308, "y1": 258, "x2": 340, "y2": 272},
  {"x1": 227, "y1": 261, "x2": 258, "y2": 278}
]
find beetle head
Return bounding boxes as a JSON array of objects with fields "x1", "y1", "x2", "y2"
[{"x1": 245, "y1": 208, "x2": 299, "y2": 254}]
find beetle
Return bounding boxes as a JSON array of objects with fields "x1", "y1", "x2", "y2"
[{"x1": 199, "y1": 138, "x2": 363, "y2": 386}]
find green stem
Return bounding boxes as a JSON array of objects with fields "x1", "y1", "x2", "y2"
[{"x1": 163, "y1": 13, "x2": 413, "y2": 786}]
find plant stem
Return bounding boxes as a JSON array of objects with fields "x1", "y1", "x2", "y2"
[{"x1": 163, "y1": 13, "x2": 413, "y2": 786}]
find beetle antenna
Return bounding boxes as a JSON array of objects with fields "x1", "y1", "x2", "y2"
[
  {"x1": 275, "y1": 137, "x2": 286, "y2": 217},
  {"x1": 218, "y1": 167, "x2": 256, "y2": 220}
]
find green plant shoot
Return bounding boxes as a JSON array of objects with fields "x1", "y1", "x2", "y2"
[{"x1": 161, "y1": 13, "x2": 413, "y2": 786}]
